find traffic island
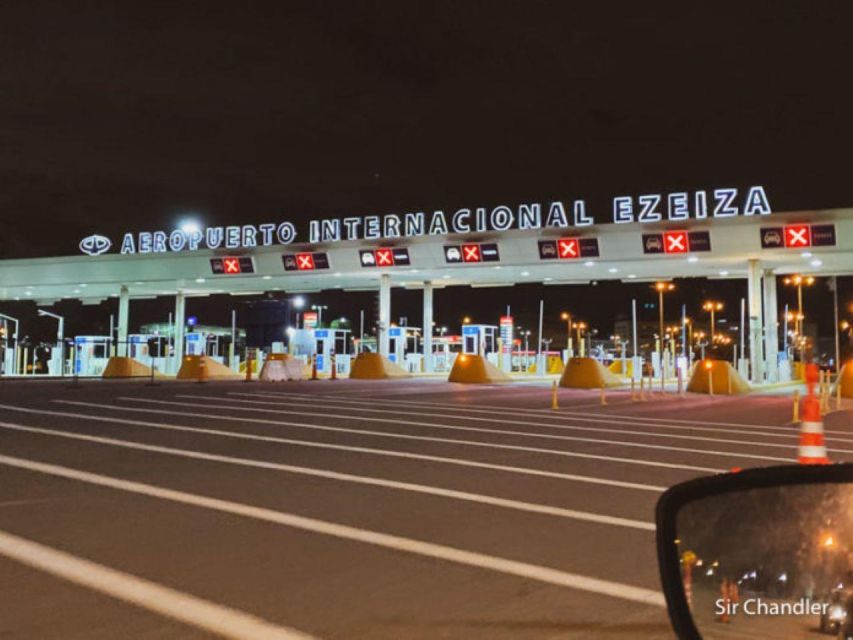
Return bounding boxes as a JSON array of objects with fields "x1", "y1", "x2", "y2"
[
  {"x1": 176, "y1": 355, "x2": 242, "y2": 380},
  {"x1": 349, "y1": 352, "x2": 410, "y2": 379},
  {"x1": 686, "y1": 359, "x2": 750, "y2": 395},
  {"x1": 559, "y1": 357, "x2": 623, "y2": 389},
  {"x1": 448, "y1": 354, "x2": 511, "y2": 384},
  {"x1": 102, "y1": 356, "x2": 167, "y2": 379},
  {"x1": 607, "y1": 359, "x2": 634, "y2": 378},
  {"x1": 259, "y1": 354, "x2": 309, "y2": 381}
]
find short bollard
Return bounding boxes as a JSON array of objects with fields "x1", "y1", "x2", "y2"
[
  {"x1": 330, "y1": 353, "x2": 338, "y2": 381},
  {"x1": 639, "y1": 376, "x2": 647, "y2": 402},
  {"x1": 630, "y1": 378, "x2": 637, "y2": 402},
  {"x1": 838, "y1": 381, "x2": 843, "y2": 411},
  {"x1": 310, "y1": 356, "x2": 318, "y2": 381},
  {"x1": 550, "y1": 380, "x2": 559, "y2": 410},
  {"x1": 792, "y1": 390, "x2": 800, "y2": 423},
  {"x1": 244, "y1": 357, "x2": 253, "y2": 382},
  {"x1": 599, "y1": 384, "x2": 607, "y2": 406}
]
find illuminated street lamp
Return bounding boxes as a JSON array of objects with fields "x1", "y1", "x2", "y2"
[
  {"x1": 783, "y1": 275, "x2": 815, "y2": 360},
  {"x1": 572, "y1": 321, "x2": 587, "y2": 357},
  {"x1": 311, "y1": 304, "x2": 328, "y2": 328},
  {"x1": 702, "y1": 301, "x2": 724, "y2": 349},
  {"x1": 560, "y1": 311, "x2": 573, "y2": 355},
  {"x1": 654, "y1": 282, "x2": 675, "y2": 365}
]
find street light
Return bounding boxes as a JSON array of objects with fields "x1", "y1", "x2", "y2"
[
  {"x1": 783, "y1": 275, "x2": 816, "y2": 360},
  {"x1": 654, "y1": 282, "x2": 675, "y2": 357},
  {"x1": 311, "y1": 304, "x2": 328, "y2": 328},
  {"x1": 37, "y1": 309, "x2": 65, "y2": 376},
  {"x1": 572, "y1": 321, "x2": 587, "y2": 357},
  {"x1": 702, "y1": 301, "x2": 724, "y2": 351},
  {"x1": 462, "y1": 316, "x2": 472, "y2": 324},
  {"x1": 560, "y1": 311, "x2": 573, "y2": 355}
]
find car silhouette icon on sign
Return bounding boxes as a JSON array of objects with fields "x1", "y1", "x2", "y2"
[
  {"x1": 360, "y1": 251, "x2": 376, "y2": 265},
  {"x1": 445, "y1": 247, "x2": 461, "y2": 262}
]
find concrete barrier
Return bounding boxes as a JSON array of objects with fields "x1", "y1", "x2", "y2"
[
  {"x1": 560, "y1": 357, "x2": 623, "y2": 389},
  {"x1": 259, "y1": 357, "x2": 307, "y2": 382},
  {"x1": 607, "y1": 359, "x2": 634, "y2": 377},
  {"x1": 686, "y1": 359, "x2": 750, "y2": 395},
  {"x1": 102, "y1": 356, "x2": 164, "y2": 379},
  {"x1": 176, "y1": 355, "x2": 242, "y2": 380},
  {"x1": 835, "y1": 361, "x2": 853, "y2": 398},
  {"x1": 349, "y1": 352, "x2": 410, "y2": 379},
  {"x1": 448, "y1": 354, "x2": 512, "y2": 384},
  {"x1": 527, "y1": 355, "x2": 565, "y2": 375}
]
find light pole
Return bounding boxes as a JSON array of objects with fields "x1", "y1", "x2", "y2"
[
  {"x1": 311, "y1": 304, "x2": 328, "y2": 328},
  {"x1": 291, "y1": 295, "x2": 305, "y2": 328},
  {"x1": 573, "y1": 321, "x2": 587, "y2": 357},
  {"x1": 783, "y1": 275, "x2": 815, "y2": 361},
  {"x1": 702, "y1": 301, "x2": 724, "y2": 354},
  {"x1": 37, "y1": 309, "x2": 65, "y2": 376},
  {"x1": 560, "y1": 311, "x2": 573, "y2": 356}
]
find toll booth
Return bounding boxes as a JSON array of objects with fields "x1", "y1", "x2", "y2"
[
  {"x1": 289, "y1": 328, "x2": 352, "y2": 375},
  {"x1": 73, "y1": 336, "x2": 112, "y2": 376},
  {"x1": 462, "y1": 325, "x2": 498, "y2": 365},
  {"x1": 313, "y1": 328, "x2": 352, "y2": 375},
  {"x1": 388, "y1": 326, "x2": 422, "y2": 372},
  {"x1": 128, "y1": 334, "x2": 172, "y2": 373},
  {"x1": 185, "y1": 331, "x2": 229, "y2": 363},
  {"x1": 430, "y1": 335, "x2": 461, "y2": 372}
]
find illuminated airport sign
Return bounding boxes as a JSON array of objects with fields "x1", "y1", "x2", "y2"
[
  {"x1": 760, "y1": 224, "x2": 836, "y2": 249},
  {"x1": 538, "y1": 237, "x2": 600, "y2": 260},
  {"x1": 210, "y1": 256, "x2": 255, "y2": 275},
  {"x1": 359, "y1": 247, "x2": 411, "y2": 267},
  {"x1": 642, "y1": 230, "x2": 711, "y2": 254},
  {"x1": 282, "y1": 252, "x2": 330, "y2": 271},
  {"x1": 444, "y1": 243, "x2": 500, "y2": 264},
  {"x1": 81, "y1": 185, "x2": 771, "y2": 255}
]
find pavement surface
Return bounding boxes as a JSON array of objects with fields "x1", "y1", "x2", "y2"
[{"x1": 0, "y1": 377, "x2": 849, "y2": 639}]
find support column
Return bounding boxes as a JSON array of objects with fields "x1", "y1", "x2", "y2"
[
  {"x1": 747, "y1": 259, "x2": 764, "y2": 383},
  {"x1": 422, "y1": 281, "x2": 433, "y2": 373},
  {"x1": 174, "y1": 291, "x2": 186, "y2": 373},
  {"x1": 763, "y1": 270, "x2": 779, "y2": 382},
  {"x1": 378, "y1": 274, "x2": 391, "y2": 358},
  {"x1": 117, "y1": 285, "x2": 130, "y2": 357}
]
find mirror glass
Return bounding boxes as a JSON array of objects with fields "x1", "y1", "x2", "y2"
[{"x1": 676, "y1": 483, "x2": 853, "y2": 639}]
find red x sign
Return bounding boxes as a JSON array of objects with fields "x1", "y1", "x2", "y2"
[
  {"x1": 663, "y1": 231, "x2": 688, "y2": 254},
  {"x1": 462, "y1": 244, "x2": 481, "y2": 263},
  {"x1": 223, "y1": 257, "x2": 241, "y2": 274},
  {"x1": 375, "y1": 248, "x2": 394, "y2": 266},
  {"x1": 557, "y1": 238, "x2": 579, "y2": 259},
  {"x1": 296, "y1": 253, "x2": 315, "y2": 271},
  {"x1": 784, "y1": 224, "x2": 811, "y2": 248}
]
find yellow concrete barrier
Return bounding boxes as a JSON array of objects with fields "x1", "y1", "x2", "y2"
[
  {"x1": 527, "y1": 355, "x2": 565, "y2": 375},
  {"x1": 176, "y1": 355, "x2": 242, "y2": 380},
  {"x1": 448, "y1": 354, "x2": 511, "y2": 384},
  {"x1": 835, "y1": 361, "x2": 853, "y2": 399},
  {"x1": 686, "y1": 359, "x2": 750, "y2": 395},
  {"x1": 559, "y1": 357, "x2": 623, "y2": 389},
  {"x1": 349, "y1": 352, "x2": 410, "y2": 379},
  {"x1": 607, "y1": 359, "x2": 634, "y2": 377},
  {"x1": 102, "y1": 357, "x2": 165, "y2": 379}
]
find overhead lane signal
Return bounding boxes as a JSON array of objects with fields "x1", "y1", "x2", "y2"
[
  {"x1": 210, "y1": 256, "x2": 255, "y2": 275},
  {"x1": 359, "y1": 247, "x2": 411, "y2": 268},
  {"x1": 538, "y1": 237, "x2": 599, "y2": 260},
  {"x1": 641, "y1": 230, "x2": 711, "y2": 255},
  {"x1": 444, "y1": 243, "x2": 500, "y2": 264},
  {"x1": 282, "y1": 252, "x2": 330, "y2": 271}
]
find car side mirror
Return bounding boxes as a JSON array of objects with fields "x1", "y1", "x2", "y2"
[{"x1": 657, "y1": 464, "x2": 853, "y2": 639}]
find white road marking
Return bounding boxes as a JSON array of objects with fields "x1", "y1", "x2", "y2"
[
  {"x1": 247, "y1": 390, "x2": 801, "y2": 432},
  {"x1": 0, "y1": 403, "x2": 673, "y2": 490},
  {"x1": 114, "y1": 397, "x2": 799, "y2": 463},
  {"x1": 0, "y1": 526, "x2": 316, "y2": 640},
  {"x1": 0, "y1": 453, "x2": 665, "y2": 607},
  {"x1": 0, "y1": 416, "x2": 653, "y2": 530},
  {"x1": 209, "y1": 394, "x2": 822, "y2": 447}
]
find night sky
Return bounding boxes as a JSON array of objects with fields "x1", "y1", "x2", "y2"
[{"x1": 1, "y1": 3, "x2": 852, "y2": 346}]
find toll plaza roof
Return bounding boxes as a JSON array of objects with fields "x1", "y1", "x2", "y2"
[{"x1": 0, "y1": 208, "x2": 850, "y2": 305}]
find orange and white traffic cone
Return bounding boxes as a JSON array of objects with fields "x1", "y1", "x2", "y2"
[
  {"x1": 330, "y1": 353, "x2": 337, "y2": 381},
  {"x1": 798, "y1": 395, "x2": 829, "y2": 464},
  {"x1": 310, "y1": 355, "x2": 318, "y2": 381},
  {"x1": 799, "y1": 363, "x2": 829, "y2": 465}
]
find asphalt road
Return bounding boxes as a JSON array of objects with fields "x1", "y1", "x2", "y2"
[{"x1": 0, "y1": 377, "x2": 849, "y2": 639}]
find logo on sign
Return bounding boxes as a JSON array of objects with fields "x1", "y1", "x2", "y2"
[{"x1": 79, "y1": 234, "x2": 112, "y2": 256}]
